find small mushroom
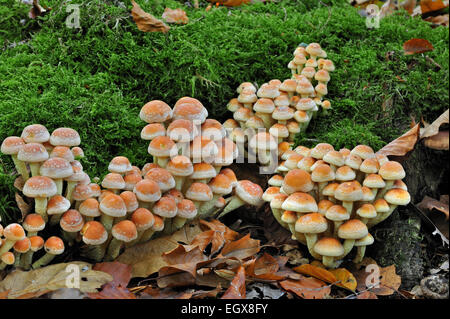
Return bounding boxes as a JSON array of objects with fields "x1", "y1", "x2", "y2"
[
  {"x1": 32, "y1": 236, "x2": 65, "y2": 269},
  {"x1": 106, "y1": 220, "x2": 137, "y2": 261}
]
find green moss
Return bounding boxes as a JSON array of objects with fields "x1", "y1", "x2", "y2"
[{"x1": 0, "y1": 0, "x2": 448, "y2": 221}]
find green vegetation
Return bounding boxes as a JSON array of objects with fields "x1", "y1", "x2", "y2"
[{"x1": 0, "y1": 0, "x2": 448, "y2": 221}]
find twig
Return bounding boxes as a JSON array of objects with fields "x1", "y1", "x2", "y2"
[{"x1": 425, "y1": 55, "x2": 442, "y2": 70}]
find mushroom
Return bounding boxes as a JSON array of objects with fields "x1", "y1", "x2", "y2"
[
  {"x1": 47, "y1": 194, "x2": 71, "y2": 226},
  {"x1": 218, "y1": 180, "x2": 263, "y2": 218},
  {"x1": 60, "y1": 209, "x2": 85, "y2": 245},
  {"x1": 238, "y1": 89, "x2": 258, "y2": 110},
  {"x1": 139, "y1": 214, "x2": 165, "y2": 243},
  {"x1": 249, "y1": 132, "x2": 278, "y2": 166},
  {"x1": 71, "y1": 146, "x2": 84, "y2": 160},
  {"x1": 353, "y1": 233, "x2": 374, "y2": 263},
  {"x1": 1, "y1": 136, "x2": 29, "y2": 181},
  {"x1": 173, "y1": 97, "x2": 208, "y2": 124},
  {"x1": 79, "y1": 198, "x2": 101, "y2": 222},
  {"x1": 123, "y1": 170, "x2": 142, "y2": 191},
  {"x1": 313, "y1": 237, "x2": 345, "y2": 269},
  {"x1": 40, "y1": 157, "x2": 73, "y2": 195},
  {"x1": 23, "y1": 176, "x2": 57, "y2": 221},
  {"x1": 322, "y1": 182, "x2": 339, "y2": 203},
  {"x1": 186, "y1": 182, "x2": 213, "y2": 211},
  {"x1": 377, "y1": 161, "x2": 406, "y2": 199},
  {"x1": 173, "y1": 199, "x2": 197, "y2": 231},
  {"x1": 72, "y1": 184, "x2": 93, "y2": 209},
  {"x1": 281, "y1": 211, "x2": 305, "y2": 243},
  {"x1": 80, "y1": 221, "x2": 108, "y2": 262},
  {"x1": 334, "y1": 181, "x2": 363, "y2": 217},
  {"x1": 270, "y1": 193, "x2": 288, "y2": 228},
  {"x1": 337, "y1": 219, "x2": 368, "y2": 258},
  {"x1": 294, "y1": 213, "x2": 328, "y2": 259},
  {"x1": 199, "y1": 174, "x2": 233, "y2": 218},
  {"x1": 12, "y1": 237, "x2": 31, "y2": 267},
  {"x1": 227, "y1": 98, "x2": 242, "y2": 113},
  {"x1": 325, "y1": 205, "x2": 350, "y2": 237},
  {"x1": 129, "y1": 208, "x2": 155, "y2": 245},
  {"x1": 19, "y1": 235, "x2": 44, "y2": 270},
  {"x1": 119, "y1": 191, "x2": 139, "y2": 219},
  {"x1": 306, "y1": 43, "x2": 322, "y2": 61},
  {"x1": 101, "y1": 173, "x2": 126, "y2": 194},
  {"x1": 106, "y1": 220, "x2": 137, "y2": 261},
  {"x1": 166, "y1": 155, "x2": 193, "y2": 191},
  {"x1": 64, "y1": 160, "x2": 86, "y2": 202},
  {"x1": 362, "y1": 173, "x2": 386, "y2": 198},
  {"x1": 144, "y1": 167, "x2": 176, "y2": 193},
  {"x1": 184, "y1": 163, "x2": 217, "y2": 191},
  {"x1": 32, "y1": 236, "x2": 65, "y2": 269},
  {"x1": 356, "y1": 204, "x2": 377, "y2": 224},
  {"x1": 148, "y1": 136, "x2": 178, "y2": 168},
  {"x1": 272, "y1": 106, "x2": 295, "y2": 125},
  {"x1": 49, "y1": 128, "x2": 80, "y2": 147},
  {"x1": 108, "y1": 156, "x2": 132, "y2": 175},
  {"x1": 311, "y1": 164, "x2": 335, "y2": 201},
  {"x1": 350, "y1": 145, "x2": 375, "y2": 160},
  {"x1": 99, "y1": 193, "x2": 127, "y2": 232},
  {"x1": 17, "y1": 143, "x2": 49, "y2": 177},
  {"x1": 373, "y1": 188, "x2": 411, "y2": 226},
  {"x1": 323, "y1": 151, "x2": 344, "y2": 172},
  {"x1": 0, "y1": 252, "x2": 15, "y2": 270},
  {"x1": 141, "y1": 123, "x2": 166, "y2": 141},
  {"x1": 22, "y1": 214, "x2": 45, "y2": 237},
  {"x1": 50, "y1": 146, "x2": 75, "y2": 162},
  {"x1": 139, "y1": 100, "x2": 173, "y2": 124},
  {"x1": 335, "y1": 166, "x2": 356, "y2": 182},
  {"x1": 268, "y1": 175, "x2": 284, "y2": 187},
  {"x1": 134, "y1": 179, "x2": 161, "y2": 209}
]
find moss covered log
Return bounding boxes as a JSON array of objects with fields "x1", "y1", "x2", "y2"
[{"x1": 0, "y1": 0, "x2": 448, "y2": 222}]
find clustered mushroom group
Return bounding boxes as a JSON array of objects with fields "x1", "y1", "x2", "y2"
[
  {"x1": 223, "y1": 43, "x2": 335, "y2": 167},
  {"x1": 0, "y1": 97, "x2": 264, "y2": 271},
  {"x1": 263, "y1": 142, "x2": 411, "y2": 268}
]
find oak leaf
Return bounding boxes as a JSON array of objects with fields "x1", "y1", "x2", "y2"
[
  {"x1": 162, "y1": 8, "x2": 189, "y2": 24},
  {"x1": 376, "y1": 123, "x2": 420, "y2": 157},
  {"x1": 131, "y1": 1, "x2": 170, "y2": 33},
  {"x1": 221, "y1": 266, "x2": 246, "y2": 299},
  {"x1": 279, "y1": 278, "x2": 331, "y2": 299},
  {"x1": 403, "y1": 38, "x2": 434, "y2": 55}
]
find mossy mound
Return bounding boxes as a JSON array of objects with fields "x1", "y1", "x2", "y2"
[{"x1": 0, "y1": 0, "x2": 448, "y2": 221}]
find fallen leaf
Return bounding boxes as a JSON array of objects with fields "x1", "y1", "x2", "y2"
[
  {"x1": 29, "y1": 0, "x2": 50, "y2": 19},
  {"x1": 376, "y1": 123, "x2": 420, "y2": 156},
  {"x1": 209, "y1": 0, "x2": 252, "y2": 7},
  {"x1": 131, "y1": 0, "x2": 170, "y2": 33},
  {"x1": 116, "y1": 220, "x2": 203, "y2": 278},
  {"x1": 357, "y1": 291, "x2": 378, "y2": 299},
  {"x1": 421, "y1": 110, "x2": 449, "y2": 138},
  {"x1": 379, "y1": 0, "x2": 397, "y2": 18},
  {"x1": 200, "y1": 219, "x2": 239, "y2": 244},
  {"x1": 329, "y1": 268, "x2": 358, "y2": 291},
  {"x1": 139, "y1": 286, "x2": 193, "y2": 299},
  {"x1": 293, "y1": 264, "x2": 338, "y2": 284},
  {"x1": 418, "y1": 196, "x2": 449, "y2": 219},
  {"x1": 14, "y1": 176, "x2": 24, "y2": 191},
  {"x1": 420, "y1": 0, "x2": 448, "y2": 14},
  {"x1": 0, "y1": 262, "x2": 112, "y2": 299},
  {"x1": 221, "y1": 266, "x2": 246, "y2": 299},
  {"x1": 377, "y1": 265, "x2": 402, "y2": 295},
  {"x1": 162, "y1": 8, "x2": 189, "y2": 24},
  {"x1": 220, "y1": 233, "x2": 260, "y2": 259},
  {"x1": 425, "y1": 12, "x2": 450, "y2": 26},
  {"x1": 87, "y1": 262, "x2": 134, "y2": 299},
  {"x1": 15, "y1": 192, "x2": 31, "y2": 221},
  {"x1": 354, "y1": 262, "x2": 401, "y2": 296},
  {"x1": 400, "y1": 0, "x2": 417, "y2": 14},
  {"x1": 246, "y1": 253, "x2": 286, "y2": 281},
  {"x1": 403, "y1": 38, "x2": 435, "y2": 55},
  {"x1": 279, "y1": 278, "x2": 331, "y2": 299}
]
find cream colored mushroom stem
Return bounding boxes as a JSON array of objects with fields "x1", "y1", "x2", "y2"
[
  {"x1": 338, "y1": 239, "x2": 355, "y2": 259},
  {"x1": 139, "y1": 228, "x2": 157, "y2": 243},
  {"x1": 304, "y1": 234, "x2": 322, "y2": 259},
  {"x1": 368, "y1": 204, "x2": 397, "y2": 228},
  {"x1": 271, "y1": 207, "x2": 288, "y2": 229},
  {"x1": 34, "y1": 197, "x2": 49, "y2": 222},
  {"x1": 29, "y1": 163, "x2": 41, "y2": 177},
  {"x1": 105, "y1": 238, "x2": 124, "y2": 261},
  {"x1": 341, "y1": 201, "x2": 354, "y2": 218},
  {"x1": 353, "y1": 246, "x2": 368, "y2": 264},
  {"x1": 11, "y1": 154, "x2": 29, "y2": 181},
  {"x1": 217, "y1": 195, "x2": 247, "y2": 219},
  {"x1": 375, "y1": 180, "x2": 395, "y2": 200},
  {"x1": 65, "y1": 181, "x2": 77, "y2": 203},
  {"x1": 199, "y1": 194, "x2": 221, "y2": 218},
  {"x1": 322, "y1": 256, "x2": 338, "y2": 269},
  {"x1": 20, "y1": 251, "x2": 34, "y2": 270},
  {"x1": 32, "y1": 253, "x2": 56, "y2": 269}
]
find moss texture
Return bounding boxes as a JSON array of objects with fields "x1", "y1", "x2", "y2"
[{"x1": 0, "y1": 0, "x2": 448, "y2": 221}]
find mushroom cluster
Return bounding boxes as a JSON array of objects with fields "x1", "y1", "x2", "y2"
[
  {"x1": 223, "y1": 43, "x2": 335, "y2": 165},
  {"x1": 263, "y1": 142, "x2": 411, "y2": 268},
  {"x1": 138, "y1": 97, "x2": 264, "y2": 222},
  {"x1": 1, "y1": 124, "x2": 87, "y2": 269}
]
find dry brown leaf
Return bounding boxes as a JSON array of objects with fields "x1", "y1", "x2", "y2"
[
  {"x1": 420, "y1": 109, "x2": 449, "y2": 138},
  {"x1": 116, "y1": 220, "x2": 203, "y2": 278},
  {"x1": 15, "y1": 192, "x2": 31, "y2": 221},
  {"x1": 329, "y1": 268, "x2": 358, "y2": 291},
  {"x1": 220, "y1": 233, "x2": 260, "y2": 259},
  {"x1": 400, "y1": 0, "x2": 417, "y2": 14},
  {"x1": 357, "y1": 291, "x2": 378, "y2": 299},
  {"x1": 162, "y1": 8, "x2": 189, "y2": 24},
  {"x1": 379, "y1": 0, "x2": 397, "y2": 18},
  {"x1": 417, "y1": 196, "x2": 449, "y2": 219},
  {"x1": 221, "y1": 266, "x2": 246, "y2": 299},
  {"x1": 354, "y1": 262, "x2": 401, "y2": 296},
  {"x1": 87, "y1": 262, "x2": 134, "y2": 299},
  {"x1": 425, "y1": 13, "x2": 450, "y2": 26},
  {"x1": 200, "y1": 219, "x2": 239, "y2": 244},
  {"x1": 420, "y1": 0, "x2": 448, "y2": 14},
  {"x1": 376, "y1": 123, "x2": 420, "y2": 156},
  {"x1": 403, "y1": 38, "x2": 435, "y2": 55},
  {"x1": 279, "y1": 278, "x2": 331, "y2": 299},
  {"x1": 14, "y1": 176, "x2": 24, "y2": 191},
  {"x1": 245, "y1": 253, "x2": 286, "y2": 281},
  {"x1": 0, "y1": 262, "x2": 112, "y2": 299},
  {"x1": 131, "y1": 0, "x2": 170, "y2": 33},
  {"x1": 29, "y1": 0, "x2": 50, "y2": 19},
  {"x1": 293, "y1": 264, "x2": 338, "y2": 284},
  {"x1": 139, "y1": 286, "x2": 193, "y2": 299}
]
